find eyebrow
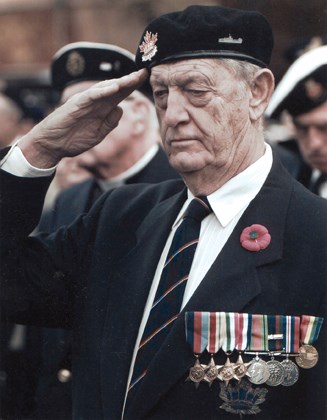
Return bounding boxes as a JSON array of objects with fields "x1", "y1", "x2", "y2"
[{"x1": 150, "y1": 73, "x2": 212, "y2": 88}]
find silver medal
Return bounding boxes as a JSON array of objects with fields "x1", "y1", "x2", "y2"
[
  {"x1": 247, "y1": 357, "x2": 270, "y2": 385},
  {"x1": 280, "y1": 359, "x2": 299, "y2": 386},
  {"x1": 265, "y1": 359, "x2": 285, "y2": 386}
]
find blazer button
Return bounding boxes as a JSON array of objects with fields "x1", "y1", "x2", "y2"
[{"x1": 57, "y1": 368, "x2": 72, "y2": 383}]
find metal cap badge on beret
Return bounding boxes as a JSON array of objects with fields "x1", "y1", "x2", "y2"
[
  {"x1": 135, "y1": 5, "x2": 274, "y2": 69},
  {"x1": 266, "y1": 45, "x2": 327, "y2": 119},
  {"x1": 51, "y1": 41, "x2": 152, "y2": 98}
]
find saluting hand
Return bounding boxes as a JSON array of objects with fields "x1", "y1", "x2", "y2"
[{"x1": 18, "y1": 69, "x2": 148, "y2": 169}]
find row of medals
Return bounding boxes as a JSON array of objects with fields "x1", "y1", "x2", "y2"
[{"x1": 187, "y1": 344, "x2": 318, "y2": 388}]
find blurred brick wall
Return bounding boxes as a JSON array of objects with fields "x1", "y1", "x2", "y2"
[{"x1": 0, "y1": 0, "x2": 326, "y2": 82}]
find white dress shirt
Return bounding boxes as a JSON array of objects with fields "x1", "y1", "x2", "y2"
[{"x1": 310, "y1": 169, "x2": 327, "y2": 199}]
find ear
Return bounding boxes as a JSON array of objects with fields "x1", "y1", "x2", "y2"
[
  {"x1": 131, "y1": 98, "x2": 150, "y2": 136},
  {"x1": 249, "y1": 69, "x2": 275, "y2": 122}
]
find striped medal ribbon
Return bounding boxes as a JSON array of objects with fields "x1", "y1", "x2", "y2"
[
  {"x1": 234, "y1": 313, "x2": 251, "y2": 380},
  {"x1": 247, "y1": 314, "x2": 270, "y2": 385},
  {"x1": 279, "y1": 316, "x2": 301, "y2": 386},
  {"x1": 218, "y1": 312, "x2": 238, "y2": 385},
  {"x1": 185, "y1": 311, "x2": 209, "y2": 387},
  {"x1": 247, "y1": 314, "x2": 269, "y2": 352},
  {"x1": 295, "y1": 315, "x2": 324, "y2": 369},
  {"x1": 283, "y1": 315, "x2": 300, "y2": 354},
  {"x1": 204, "y1": 312, "x2": 225, "y2": 385},
  {"x1": 267, "y1": 315, "x2": 284, "y2": 351}
]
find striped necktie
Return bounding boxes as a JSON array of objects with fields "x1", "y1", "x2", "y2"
[{"x1": 127, "y1": 196, "x2": 212, "y2": 399}]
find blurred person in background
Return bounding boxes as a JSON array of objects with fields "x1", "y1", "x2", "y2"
[
  {"x1": 32, "y1": 42, "x2": 179, "y2": 420},
  {"x1": 0, "y1": 92, "x2": 24, "y2": 148},
  {"x1": 40, "y1": 41, "x2": 178, "y2": 219},
  {"x1": 0, "y1": 81, "x2": 58, "y2": 420},
  {"x1": 266, "y1": 45, "x2": 327, "y2": 198}
]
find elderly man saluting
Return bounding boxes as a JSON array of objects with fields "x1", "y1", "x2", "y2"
[{"x1": 0, "y1": 5, "x2": 326, "y2": 420}]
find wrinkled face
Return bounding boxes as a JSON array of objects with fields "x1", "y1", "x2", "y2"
[
  {"x1": 150, "y1": 59, "x2": 252, "y2": 176},
  {"x1": 82, "y1": 97, "x2": 136, "y2": 164},
  {"x1": 55, "y1": 155, "x2": 92, "y2": 190},
  {"x1": 293, "y1": 101, "x2": 327, "y2": 173}
]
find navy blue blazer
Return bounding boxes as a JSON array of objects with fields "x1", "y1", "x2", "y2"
[{"x1": 0, "y1": 154, "x2": 326, "y2": 420}]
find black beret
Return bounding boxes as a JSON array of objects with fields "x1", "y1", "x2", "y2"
[
  {"x1": 51, "y1": 42, "x2": 152, "y2": 99},
  {"x1": 135, "y1": 5, "x2": 274, "y2": 69},
  {"x1": 266, "y1": 46, "x2": 327, "y2": 119}
]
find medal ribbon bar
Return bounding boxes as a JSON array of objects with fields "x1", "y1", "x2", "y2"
[
  {"x1": 185, "y1": 311, "x2": 209, "y2": 355},
  {"x1": 300, "y1": 315, "x2": 324, "y2": 345},
  {"x1": 247, "y1": 314, "x2": 269, "y2": 351},
  {"x1": 283, "y1": 315, "x2": 300, "y2": 353}
]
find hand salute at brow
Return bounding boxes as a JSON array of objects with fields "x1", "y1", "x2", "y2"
[{"x1": 17, "y1": 69, "x2": 148, "y2": 169}]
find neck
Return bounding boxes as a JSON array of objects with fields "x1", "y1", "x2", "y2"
[
  {"x1": 94, "y1": 142, "x2": 155, "y2": 180},
  {"x1": 183, "y1": 136, "x2": 266, "y2": 196}
]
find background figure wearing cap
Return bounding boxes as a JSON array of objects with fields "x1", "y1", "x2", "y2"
[
  {"x1": 40, "y1": 42, "x2": 178, "y2": 216},
  {"x1": 0, "y1": 5, "x2": 326, "y2": 420},
  {"x1": 33, "y1": 42, "x2": 179, "y2": 419},
  {"x1": 0, "y1": 92, "x2": 24, "y2": 148},
  {"x1": 266, "y1": 45, "x2": 327, "y2": 198}
]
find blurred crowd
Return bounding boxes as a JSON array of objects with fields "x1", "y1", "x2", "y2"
[{"x1": 0, "y1": 32, "x2": 326, "y2": 419}]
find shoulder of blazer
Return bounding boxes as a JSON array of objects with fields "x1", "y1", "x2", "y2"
[
  {"x1": 55, "y1": 178, "x2": 96, "y2": 203},
  {"x1": 87, "y1": 178, "x2": 186, "y2": 229}
]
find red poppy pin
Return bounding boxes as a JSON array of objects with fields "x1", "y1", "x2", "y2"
[{"x1": 240, "y1": 224, "x2": 271, "y2": 252}]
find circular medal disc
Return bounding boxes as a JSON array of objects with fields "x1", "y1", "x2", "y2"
[
  {"x1": 189, "y1": 365, "x2": 206, "y2": 383},
  {"x1": 233, "y1": 354, "x2": 247, "y2": 380},
  {"x1": 219, "y1": 365, "x2": 234, "y2": 382},
  {"x1": 248, "y1": 359, "x2": 270, "y2": 385},
  {"x1": 188, "y1": 359, "x2": 205, "y2": 383},
  {"x1": 205, "y1": 365, "x2": 219, "y2": 382},
  {"x1": 265, "y1": 360, "x2": 285, "y2": 386},
  {"x1": 295, "y1": 345, "x2": 319, "y2": 369},
  {"x1": 281, "y1": 359, "x2": 299, "y2": 386},
  {"x1": 234, "y1": 362, "x2": 247, "y2": 380}
]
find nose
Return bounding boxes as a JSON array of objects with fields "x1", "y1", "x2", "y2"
[
  {"x1": 163, "y1": 90, "x2": 190, "y2": 128},
  {"x1": 306, "y1": 126, "x2": 325, "y2": 150},
  {"x1": 76, "y1": 149, "x2": 97, "y2": 167}
]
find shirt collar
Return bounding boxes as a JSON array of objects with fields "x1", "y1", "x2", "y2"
[
  {"x1": 176, "y1": 143, "x2": 273, "y2": 227},
  {"x1": 97, "y1": 144, "x2": 159, "y2": 191}
]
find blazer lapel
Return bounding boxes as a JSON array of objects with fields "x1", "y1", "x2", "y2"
[
  {"x1": 100, "y1": 187, "x2": 187, "y2": 418},
  {"x1": 128, "y1": 156, "x2": 293, "y2": 419}
]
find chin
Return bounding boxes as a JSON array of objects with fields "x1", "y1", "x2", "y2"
[{"x1": 169, "y1": 158, "x2": 203, "y2": 174}]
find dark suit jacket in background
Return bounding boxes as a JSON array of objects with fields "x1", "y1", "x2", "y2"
[{"x1": 0, "y1": 154, "x2": 326, "y2": 420}]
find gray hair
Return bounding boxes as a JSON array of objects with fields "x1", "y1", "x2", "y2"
[{"x1": 218, "y1": 58, "x2": 261, "y2": 88}]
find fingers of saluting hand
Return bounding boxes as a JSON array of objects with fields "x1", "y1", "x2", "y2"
[
  {"x1": 17, "y1": 69, "x2": 149, "y2": 169},
  {"x1": 68, "y1": 69, "x2": 149, "y2": 110}
]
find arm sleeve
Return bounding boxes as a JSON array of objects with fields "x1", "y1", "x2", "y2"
[
  {"x1": 0, "y1": 145, "x2": 56, "y2": 177},
  {"x1": 0, "y1": 169, "x2": 96, "y2": 329}
]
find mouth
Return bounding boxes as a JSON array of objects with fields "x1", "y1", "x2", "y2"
[
  {"x1": 309, "y1": 155, "x2": 327, "y2": 163},
  {"x1": 168, "y1": 138, "x2": 198, "y2": 147}
]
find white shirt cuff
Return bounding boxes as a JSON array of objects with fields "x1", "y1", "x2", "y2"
[{"x1": 0, "y1": 145, "x2": 56, "y2": 177}]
